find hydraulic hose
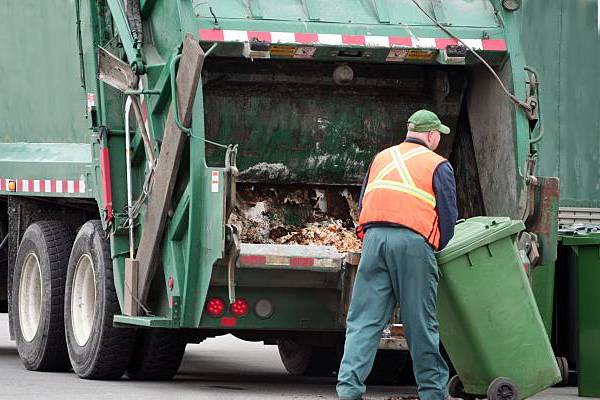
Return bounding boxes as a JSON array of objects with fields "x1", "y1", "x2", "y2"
[{"x1": 125, "y1": 0, "x2": 143, "y2": 49}]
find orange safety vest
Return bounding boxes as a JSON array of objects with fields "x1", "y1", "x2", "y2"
[{"x1": 358, "y1": 141, "x2": 446, "y2": 250}]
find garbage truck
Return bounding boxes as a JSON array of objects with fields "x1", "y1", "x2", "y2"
[{"x1": 0, "y1": 0, "x2": 594, "y2": 391}]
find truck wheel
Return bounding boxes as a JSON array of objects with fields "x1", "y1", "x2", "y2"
[
  {"x1": 126, "y1": 329, "x2": 187, "y2": 380},
  {"x1": 366, "y1": 350, "x2": 410, "y2": 385},
  {"x1": 11, "y1": 221, "x2": 75, "y2": 371},
  {"x1": 277, "y1": 340, "x2": 340, "y2": 377},
  {"x1": 64, "y1": 221, "x2": 135, "y2": 379},
  {"x1": 487, "y1": 377, "x2": 518, "y2": 400}
]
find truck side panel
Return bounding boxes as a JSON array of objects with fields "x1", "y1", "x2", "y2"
[
  {"x1": 522, "y1": 0, "x2": 600, "y2": 207},
  {"x1": 0, "y1": 1, "x2": 89, "y2": 144}
]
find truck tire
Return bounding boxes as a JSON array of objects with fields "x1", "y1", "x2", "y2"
[
  {"x1": 126, "y1": 329, "x2": 187, "y2": 380},
  {"x1": 64, "y1": 221, "x2": 135, "y2": 379},
  {"x1": 11, "y1": 221, "x2": 75, "y2": 371},
  {"x1": 366, "y1": 350, "x2": 410, "y2": 385},
  {"x1": 277, "y1": 340, "x2": 340, "y2": 377}
]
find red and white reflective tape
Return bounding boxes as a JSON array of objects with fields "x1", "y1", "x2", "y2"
[
  {"x1": 87, "y1": 93, "x2": 96, "y2": 113},
  {"x1": 0, "y1": 178, "x2": 86, "y2": 194},
  {"x1": 211, "y1": 171, "x2": 219, "y2": 193},
  {"x1": 199, "y1": 29, "x2": 507, "y2": 51},
  {"x1": 239, "y1": 254, "x2": 339, "y2": 269}
]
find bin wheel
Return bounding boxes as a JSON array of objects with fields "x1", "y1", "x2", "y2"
[
  {"x1": 448, "y1": 375, "x2": 465, "y2": 397},
  {"x1": 487, "y1": 377, "x2": 518, "y2": 400},
  {"x1": 555, "y1": 357, "x2": 569, "y2": 387},
  {"x1": 366, "y1": 350, "x2": 411, "y2": 385},
  {"x1": 448, "y1": 375, "x2": 477, "y2": 400}
]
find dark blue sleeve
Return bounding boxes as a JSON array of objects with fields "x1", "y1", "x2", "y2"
[
  {"x1": 433, "y1": 161, "x2": 458, "y2": 250},
  {"x1": 357, "y1": 163, "x2": 372, "y2": 214}
]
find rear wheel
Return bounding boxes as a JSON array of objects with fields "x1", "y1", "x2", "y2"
[
  {"x1": 277, "y1": 340, "x2": 340, "y2": 377},
  {"x1": 64, "y1": 221, "x2": 135, "y2": 379},
  {"x1": 0, "y1": 209, "x2": 8, "y2": 311},
  {"x1": 487, "y1": 377, "x2": 518, "y2": 400},
  {"x1": 126, "y1": 329, "x2": 187, "y2": 380},
  {"x1": 11, "y1": 221, "x2": 74, "y2": 371},
  {"x1": 367, "y1": 350, "x2": 411, "y2": 385}
]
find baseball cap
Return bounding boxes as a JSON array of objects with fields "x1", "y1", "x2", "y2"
[{"x1": 407, "y1": 109, "x2": 450, "y2": 134}]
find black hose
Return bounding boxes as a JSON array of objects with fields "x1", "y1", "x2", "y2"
[
  {"x1": 75, "y1": 0, "x2": 86, "y2": 90},
  {"x1": 126, "y1": 0, "x2": 143, "y2": 49}
]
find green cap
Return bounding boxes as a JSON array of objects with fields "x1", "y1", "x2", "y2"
[{"x1": 407, "y1": 109, "x2": 450, "y2": 134}]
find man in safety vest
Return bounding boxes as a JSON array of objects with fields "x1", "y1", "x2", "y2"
[{"x1": 337, "y1": 109, "x2": 458, "y2": 400}]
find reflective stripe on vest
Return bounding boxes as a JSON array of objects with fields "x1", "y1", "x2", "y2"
[
  {"x1": 365, "y1": 145, "x2": 436, "y2": 207},
  {"x1": 358, "y1": 142, "x2": 446, "y2": 249}
]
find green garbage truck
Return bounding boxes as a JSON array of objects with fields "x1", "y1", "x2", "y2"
[{"x1": 0, "y1": 0, "x2": 595, "y2": 392}]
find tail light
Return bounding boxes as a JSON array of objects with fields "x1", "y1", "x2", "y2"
[
  {"x1": 230, "y1": 298, "x2": 249, "y2": 317},
  {"x1": 206, "y1": 297, "x2": 226, "y2": 317}
]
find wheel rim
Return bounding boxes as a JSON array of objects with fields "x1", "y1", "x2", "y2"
[
  {"x1": 71, "y1": 254, "x2": 96, "y2": 346},
  {"x1": 19, "y1": 253, "x2": 43, "y2": 342},
  {"x1": 496, "y1": 384, "x2": 515, "y2": 400}
]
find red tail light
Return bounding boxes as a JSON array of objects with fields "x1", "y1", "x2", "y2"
[
  {"x1": 230, "y1": 298, "x2": 249, "y2": 317},
  {"x1": 206, "y1": 297, "x2": 226, "y2": 317}
]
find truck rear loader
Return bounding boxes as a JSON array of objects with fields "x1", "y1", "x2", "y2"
[{"x1": 0, "y1": 0, "x2": 596, "y2": 391}]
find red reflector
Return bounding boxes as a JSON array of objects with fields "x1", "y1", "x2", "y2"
[
  {"x1": 482, "y1": 39, "x2": 507, "y2": 51},
  {"x1": 199, "y1": 28, "x2": 225, "y2": 42},
  {"x1": 240, "y1": 255, "x2": 267, "y2": 266},
  {"x1": 220, "y1": 316, "x2": 237, "y2": 327},
  {"x1": 230, "y1": 298, "x2": 249, "y2": 317},
  {"x1": 290, "y1": 257, "x2": 314, "y2": 267},
  {"x1": 206, "y1": 297, "x2": 226, "y2": 317}
]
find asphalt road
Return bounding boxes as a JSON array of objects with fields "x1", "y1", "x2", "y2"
[{"x1": 0, "y1": 314, "x2": 580, "y2": 400}]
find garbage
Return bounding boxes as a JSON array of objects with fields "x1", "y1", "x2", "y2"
[
  {"x1": 230, "y1": 185, "x2": 362, "y2": 253},
  {"x1": 275, "y1": 219, "x2": 362, "y2": 253}
]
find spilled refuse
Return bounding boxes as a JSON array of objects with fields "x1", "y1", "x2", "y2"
[{"x1": 229, "y1": 184, "x2": 362, "y2": 253}]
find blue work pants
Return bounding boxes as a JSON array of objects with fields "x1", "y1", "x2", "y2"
[{"x1": 337, "y1": 227, "x2": 449, "y2": 400}]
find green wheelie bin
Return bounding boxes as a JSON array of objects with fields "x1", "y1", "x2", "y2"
[{"x1": 436, "y1": 217, "x2": 561, "y2": 400}]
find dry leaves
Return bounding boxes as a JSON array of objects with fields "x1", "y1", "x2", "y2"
[
  {"x1": 276, "y1": 219, "x2": 362, "y2": 253},
  {"x1": 230, "y1": 185, "x2": 362, "y2": 253}
]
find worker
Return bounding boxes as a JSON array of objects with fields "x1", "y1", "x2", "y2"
[{"x1": 337, "y1": 109, "x2": 458, "y2": 400}]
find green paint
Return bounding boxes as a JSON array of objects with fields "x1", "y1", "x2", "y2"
[
  {"x1": 199, "y1": 286, "x2": 341, "y2": 331},
  {"x1": 437, "y1": 217, "x2": 561, "y2": 398},
  {"x1": 559, "y1": 234, "x2": 600, "y2": 397},
  {"x1": 531, "y1": 264, "x2": 556, "y2": 337},
  {"x1": 194, "y1": 0, "x2": 501, "y2": 28},
  {"x1": 520, "y1": 0, "x2": 600, "y2": 207},
  {"x1": 1, "y1": 0, "x2": 580, "y2": 339}
]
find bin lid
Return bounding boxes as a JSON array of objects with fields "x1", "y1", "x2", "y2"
[
  {"x1": 436, "y1": 216, "x2": 525, "y2": 264},
  {"x1": 559, "y1": 232, "x2": 600, "y2": 246}
]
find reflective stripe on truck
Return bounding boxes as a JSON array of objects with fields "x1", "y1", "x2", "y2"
[
  {"x1": 0, "y1": 177, "x2": 86, "y2": 194},
  {"x1": 199, "y1": 29, "x2": 507, "y2": 51}
]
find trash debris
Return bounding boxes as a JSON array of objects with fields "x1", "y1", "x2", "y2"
[
  {"x1": 275, "y1": 219, "x2": 362, "y2": 253},
  {"x1": 229, "y1": 184, "x2": 362, "y2": 253}
]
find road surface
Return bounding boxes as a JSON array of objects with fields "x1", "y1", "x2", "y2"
[{"x1": 0, "y1": 315, "x2": 580, "y2": 399}]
